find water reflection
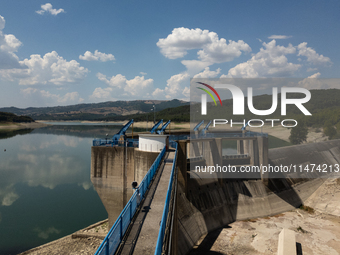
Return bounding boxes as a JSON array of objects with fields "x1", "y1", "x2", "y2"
[{"x1": 0, "y1": 126, "x2": 122, "y2": 254}]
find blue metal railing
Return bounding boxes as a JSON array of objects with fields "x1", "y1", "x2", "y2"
[
  {"x1": 95, "y1": 146, "x2": 166, "y2": 255},
  {"x1": 154, "y1": 142, "x2": 178, "y2": 255}
]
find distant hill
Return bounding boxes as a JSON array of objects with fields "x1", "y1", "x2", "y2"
[
  {"x1": 0, "y1": 99, "x2": 189, "y2": 121},
  {"x1": 2, "y1": 89, "x2": 340, "y2": 126},
  {"x1": 100, "y1": 89, "x2": 340, "y2": 126},
  {"x1": 0, "y1": 112, "x2": 34, "y2": 123}
]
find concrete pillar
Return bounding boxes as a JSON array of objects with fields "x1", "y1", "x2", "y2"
[
  {"x1": 257, "y1": 136, "x2": 269, "y2": 184},
  {"x1": 248, "y1": 140, "x2": 254, "y2": 165},
  {"x1": 202, "y1": 139, "x2": 212, "y2": 167},
  {"x1": 177, "y1": 140, "x2": 188, "y2": 195},
  {"x1": 278, "y1": 229, "x2": 296, "y2": 255},
  {"x1": 243, "y1": 139, "x2": 249, "y2": 155},
  {"x1": 237, "y1": 140, "x2": 244, "y2": 154}
]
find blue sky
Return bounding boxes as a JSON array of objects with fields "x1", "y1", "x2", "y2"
[{"x1": 0, "y1": 0, "x2": 339, "y2": 108}]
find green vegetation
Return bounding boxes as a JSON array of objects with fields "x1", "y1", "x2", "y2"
[
  {"x1": 0, "y1": 99, "x2": 189, "y2": 121},
  {"x1": 289, "y1": 122, "x2": 308, "y2": 145},
  {"x1": 268, "y1": 135, "x2": 291, "y2": 148},
  {"x1": 0, "y1": 112, "x2": 34, "y2": 123},
  {"x1": 299, "y1": 205, "x2": 315, "y2": 214}
]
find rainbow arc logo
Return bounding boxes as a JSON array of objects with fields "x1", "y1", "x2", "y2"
[{"x1": 196, "y1": 82, "x2": 223, "y2": 106}]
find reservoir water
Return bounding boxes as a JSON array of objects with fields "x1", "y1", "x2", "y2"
[{"x1": 0, "y1": 124, "x2": 126, "y2": 255}]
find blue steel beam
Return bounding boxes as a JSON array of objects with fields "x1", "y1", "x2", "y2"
[
  {"x1": 201, "y1": 120, "x2": 212, "y2": 134},
  {"x1": 112, "y1": 119, "x2": 134, "y2": 144},
  {"x1": 150, "y1": 119, "x2": 163, "y2": 134},
  {"x1": 241, "y1": 120, "x2": 249, "y2": 131},
  {"x1": 193, "y1": 120, "x2": 204, "y2": 131},
  {"x1": 157, "y1": 120, "x2": 171, "y2": 134}
]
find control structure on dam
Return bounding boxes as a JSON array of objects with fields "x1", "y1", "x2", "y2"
[{"x1": 91, "y1": 119, "x2": 339, "y2": 255}]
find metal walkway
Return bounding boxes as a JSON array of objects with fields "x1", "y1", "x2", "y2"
[{"x1": 116, "y1": 150, "x2": 176, "y2": 255}]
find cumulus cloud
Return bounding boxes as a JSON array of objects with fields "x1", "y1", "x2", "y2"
[
  {"x1": 0, "y1": 15, "x2": 25, "y2": 69},
  {"x1": 151, "y1": 72, "x2": 190, "y2": 100},
  {"x1": 21, "y1": 88, "x2": 84, "y2": 105},
  {"x1": 297, "y1": 42, "x2": 332, "y2": 65},
  {"x1": 157, "y1": 27, "x2": 251, "y2": 65},
  {"x1": 79, "y1": 50, "x2": 115, "y2": 62},
  {"x1": 227, "y1": 40, "x2": 301, "y2": 78},
  {"x1": 36, "y1": 3, "x2": 65, "y2": 16},
  {"x1": 91, "y1": 73, "x2": 154, "y2": 100},
  {"x1": 140, "y1": 72, "x2": 147, "y2": 75},
  {"x1": 155, "y1": 68, "x2": 224, "y2": 100},
  {"x1": 193, "y1": 67, "x2": 221, "y2": 78},
  {"x1": 298, "y1": 72, "x2": 325, "y2": 89},
  {"x1": 157, "y1": 27, "x2": 213, "y2": 59},
  {"x1": 1, "y1": 51, "x2": 88, "y2": 85},
  {"x1": 181, "y1": 60, "x2": 211, "y2": 75},
  {"x1": 268, "y1": 35, "x2": 292, "y2": 39}
]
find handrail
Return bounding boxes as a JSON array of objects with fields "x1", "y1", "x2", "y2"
[
  {"x1": 154, "y1": 142, "x2": 178, "y2": 255},
  {"x1": 95, "y1": 146, "x2": 166, "y2": 255}
]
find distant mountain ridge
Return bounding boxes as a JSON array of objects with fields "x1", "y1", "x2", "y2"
[{"x1": 0, "y1": 99, "x2": 189, "y2": 121}]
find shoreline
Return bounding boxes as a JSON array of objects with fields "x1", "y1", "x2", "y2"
[
  {"x1": 19, "y1": 219, "x2": 108, "y2": 255},
  {"x1": 0, "y1": 122, "x2": 50, "y2": 131}
]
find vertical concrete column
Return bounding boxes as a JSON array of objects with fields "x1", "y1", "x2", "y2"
[
  {"x1": 243, "y1": 139, "x2": 249, "y2": 155},
  {"x1": 248, "y1": 140, "x2": 254, "y2": 165},
  {"x1": 237, "y1": 140, "x2": 244, "y2": 154},
  {"x1": 203, "y1": 139, "x2": 213, "y2": 167},
  {"x1": 253, "y1": 139, "x2": 259, "y2": 166},
  {"x1": 177, "y1": 140, "x2": 188, "y2": 195},
  {"x1": 214, "y1": 138, "x2": 224, "y2": 184},
  {"x1": 257, "y1": 136, "x2": 269, "y2": 184},
  {"x1": 278, "y1": 229, "x2": 297, "y2": 255}
]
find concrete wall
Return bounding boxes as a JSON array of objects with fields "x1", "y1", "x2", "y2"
[
  {"x1": 91, "y1": 146, "x2": 159, "y2": 228},
  {"x1": 176, "y1": 139, "x2": 340, "y2": 255}
]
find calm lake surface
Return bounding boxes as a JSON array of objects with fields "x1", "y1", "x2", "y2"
[
  {"x1": 0, "y1": 123, "x2": 241, "y2": 254},
  {"x1": 0, "y1": 124, "x2": 127, "y2": 255}
]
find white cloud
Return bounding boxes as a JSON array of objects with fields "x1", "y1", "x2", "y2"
[
  {"x1": 307, "y1": 67, "x2": 318, "y2": 72},
  {"x1": 79, "y1": 50, "x2": 115, "y2": 62},
  {"x1": 0, "y1": 15, "x2": 4, "y2": 30},
  {"x1": 90, "y1": 87, "x2": 113, "y2": 100},
  {"x1": 0, "y1": 15, "x2": 24, "y2": 69},
  {"x1": 36, "y1": 3, "x2": 65, "y2": 16},
  {"x1": 140, "y1": 72, "x2": 147, "y2": 75},
  {"x1": 227, "y1": 40, "x2": 301, "y2": 78},
  {"x1": 268, "y1": 35, "x2": 292, "y2": 39},
  {"x1": 193, "y1": 67, "x2": 221, "y2": 78},
  {"x1": 164, "y1": 72, "x2": 190, "y2": 99},
  {"x1": 197, "y1": 39, "x2": 251, "y2": 63},
  {"x1": 307, "y1": 72, "x2": 321, "y2": 79},
  {"x1": 181, "y1": 60, "x2": 211, "y2": 75},
  {"x1": 297, "y1": 42, "x2": 332, "y2": 65},
  {"x1": 1, "y1": 51, "x2": 88, "y2": 85},
  {"x1": 91, "y1": 73, "x2": 154, "y2": 100},
  {"x1": 21, "y1": 88, "x2": 84, "y2": 105},
  {"x1": 157, "y1": 27, "x2": 213, "y2": 59},
  {"x1": 157, "y1": 27, "x2": 251, "y2": 64},
  {"x1": 155, "y1": 67, "x2": 223, "y2": 100},
  {"x1": 298, "y1": 72, "x2": 324, "y2": 89}
]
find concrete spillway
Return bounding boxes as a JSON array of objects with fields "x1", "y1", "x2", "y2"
[{"x1": 177, "y1": 139, "x2": 340, "y2": 255}]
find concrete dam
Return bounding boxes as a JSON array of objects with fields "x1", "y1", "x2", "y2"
[{"x1": 91, "y1": 130, "x2": 340, "y2": 255}]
